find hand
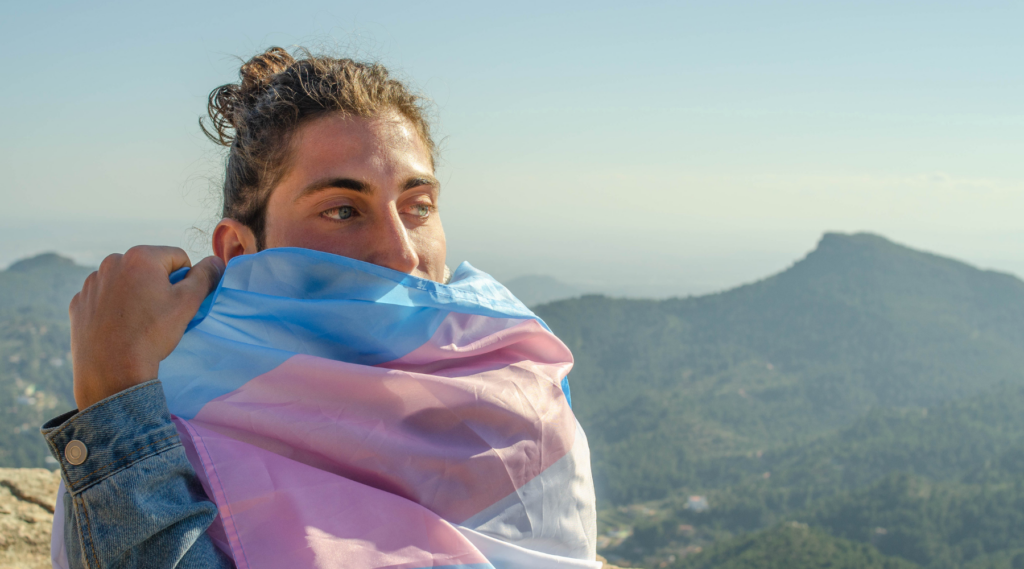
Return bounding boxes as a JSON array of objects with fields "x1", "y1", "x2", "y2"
[{"x1": 69, "y1": 246, "x2": 225, "y2": 410}]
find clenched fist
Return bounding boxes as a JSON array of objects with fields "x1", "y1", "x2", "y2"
[{"x1": 69, "y1": 246, "x2": 225, "y2": 410}]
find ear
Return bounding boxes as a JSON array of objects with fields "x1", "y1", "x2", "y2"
[{"x1": 212, "y1": 219, "x2": 259, "y2": 265}]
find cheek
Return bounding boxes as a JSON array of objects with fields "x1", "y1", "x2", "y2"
[
  {"x1": 270, "y1": 228, "x2": 365, "y2": 258},
  {"x1": 415, "y1": 221, "x2": 447, "y2": 268}
]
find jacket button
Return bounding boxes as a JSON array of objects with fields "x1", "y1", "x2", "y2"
[{"x1": 65, "y1": 440, "x2": 88, "y2": 465}]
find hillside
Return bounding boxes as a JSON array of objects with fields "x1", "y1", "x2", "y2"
[
  {"x1": 670, "y1": 522, "x2": 918, "y2": 569},
  {"x1": 799, "y1": 473, "x2": 1024, "y2": 568},
  {"x1": 598, "y1": 382, "x2": 1024, "y2": 565},
  {"x1": 536, "y1": 233, "x2": 1024, "y2": 504},
  {"x1": 0, "y1": 253, "x2": 92, "y2": 319},
  {"x1": 0, "y1": 253, "x2": 87, "y2": 467}
]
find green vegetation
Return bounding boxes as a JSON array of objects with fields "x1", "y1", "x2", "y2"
[
  {"x1": 671, "y1": 523, "x2": 919, "y2": 569},
  {"x1": 803, "y1": 473, "x2": 1024, "y2": 568},
  {"x1": 604, "y1": 465, "x2": 1024, "y2": 568}
]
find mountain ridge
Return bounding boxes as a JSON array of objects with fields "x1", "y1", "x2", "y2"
[{"x1": 534, "y1": 232, "x2": 1024, "y2": 504}]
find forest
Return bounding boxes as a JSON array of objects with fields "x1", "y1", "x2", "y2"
[{"x1": 4, "y1": 233, "x2": 1024, "y2": 568}]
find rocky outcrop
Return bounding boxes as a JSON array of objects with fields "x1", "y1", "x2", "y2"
[{"x1": 0, "y1": 468, "x2": 60, "y2": 569}]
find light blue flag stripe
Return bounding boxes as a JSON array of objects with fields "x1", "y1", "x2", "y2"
[{"x1": 162, "y1": 248, "x2": 572, "y2": 420}]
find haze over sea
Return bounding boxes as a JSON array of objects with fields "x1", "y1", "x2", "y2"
[{"x1": 2, "y1": 1, "x2": 1022, "y2": 298}]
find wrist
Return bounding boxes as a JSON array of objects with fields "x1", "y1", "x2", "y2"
[{"x1": 73, "y1": 364, "x2": 159, "y2": 410}]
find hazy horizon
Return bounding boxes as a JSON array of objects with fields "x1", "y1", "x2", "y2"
[
  {"x1": 6, "y1": 224, "x2": 1024, "y2": 300},
  {"x1": 3, "y1": 1, "x2": 1021, "y2": 297}
]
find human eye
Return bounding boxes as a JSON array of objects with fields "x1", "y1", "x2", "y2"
[
  {"x1": 403, "y1": 203, "x2": 435, "y2": 220},
  {"x1": 322, "y1": 206, "x2": 356, "y2": 221}
]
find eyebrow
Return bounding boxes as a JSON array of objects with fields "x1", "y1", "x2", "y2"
[{"x1": 296, "y1": 176, "x2": 440, "y2": 201}]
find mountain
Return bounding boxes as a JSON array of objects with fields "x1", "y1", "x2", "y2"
[
  {"x1": 535, "y1": 233, "x2": 1024, "y2": 504},
  {"x1": 0, "y1": 253, "x2": 87, "y2": 467},
  {"x1": 504, "y1": 274, "x2": 584, "y2": 306},
  {"x1": 0, "y1": 253, "x2": 92, "y2": 318}
]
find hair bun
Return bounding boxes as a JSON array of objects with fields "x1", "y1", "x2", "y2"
[
  {"x1": 202, "y1": 47, "x2": 296, "y2": 146},
  {"x1": 239, "y1": 47, "x2": 295, "y2": 93}
]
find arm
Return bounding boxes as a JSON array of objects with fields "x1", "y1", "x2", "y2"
[
  {"x1": 43, "y1": 381, "x2": 234, "y2": 569},
  {"x1": 48, "y1": 245, "x2": 229, "y2": 568}
]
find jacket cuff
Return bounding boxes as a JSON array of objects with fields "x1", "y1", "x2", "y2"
[{"x1": 40, "y1": 380, "x2": 182, "y2": 494}]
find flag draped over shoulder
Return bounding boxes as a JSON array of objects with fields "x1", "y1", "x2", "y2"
[{"x1": 158, "y1": 248, "x2": 597, "y2": 569}]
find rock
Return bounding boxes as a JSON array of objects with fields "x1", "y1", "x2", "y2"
[{"x1": 0, "y1": 468, "x2": 61, "y2": 569}]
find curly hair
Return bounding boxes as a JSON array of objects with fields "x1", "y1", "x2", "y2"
[{"x1": 202, "y1": 47, "x2": 435, "y2": 248}]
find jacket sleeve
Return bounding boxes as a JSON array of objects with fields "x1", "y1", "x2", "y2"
[{"x1": 41, "y1": 380, "x2": 234, "y2": 569}]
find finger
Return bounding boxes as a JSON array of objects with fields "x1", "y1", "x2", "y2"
[{"x1": 173, "y1": 255, "x2": 225, "y2": 311}]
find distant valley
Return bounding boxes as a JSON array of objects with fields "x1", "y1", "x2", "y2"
[{"x1": 504, "y1": 274, "x2": 585, "y2": 306}]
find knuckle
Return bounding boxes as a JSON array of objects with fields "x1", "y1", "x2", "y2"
[
  {"x1": 98, "y1": 254, "x2": 122, "y2": 272},
  {"x1": 80, "y1": 271, "x2": 97, "y2": 291},
  {"x1": 122, "y1": 246, "x2": 147, "y2": 264}
]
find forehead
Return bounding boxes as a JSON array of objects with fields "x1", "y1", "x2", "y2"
[{"x1": 285, "y1": 112, "x2": 433, "y2": 181}]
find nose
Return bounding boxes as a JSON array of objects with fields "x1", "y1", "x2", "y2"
[{"x1": 365, "y1": 205, "x2": 419, "y2": 274}]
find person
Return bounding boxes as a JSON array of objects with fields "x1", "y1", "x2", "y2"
[{"x1": 41, "y1": 47, "x2": 597, "y2": 568}]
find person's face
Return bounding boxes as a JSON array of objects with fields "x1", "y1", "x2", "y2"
[{"x1": 213, "y1": 112, "x2": 447, "y2": 282}]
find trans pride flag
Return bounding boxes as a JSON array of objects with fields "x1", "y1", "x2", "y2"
[{"x1": 61, "y1": 248, "x2": 598, "y2": 568}]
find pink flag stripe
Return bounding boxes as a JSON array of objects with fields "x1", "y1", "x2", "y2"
[
  {"x1": 378, "y1": 313, "x2": 571, "y2": 379},
  {"x1": 174, "y1": 418, "x2": 252, "y2": 568},
  {"x1": 188, "y1": 349, "x2": 576, "y2": 523},
  {"x1": 176, "y1": 421, "x2": 491, "y2": 569}
]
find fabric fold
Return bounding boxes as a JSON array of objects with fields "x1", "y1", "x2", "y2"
[{"x1": 160, "y1": 249, "x2": 598, "y2": 568}]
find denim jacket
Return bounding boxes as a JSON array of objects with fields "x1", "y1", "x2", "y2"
[{"x1": 41, "y1": 380, "x2": 234, "y2": 569}]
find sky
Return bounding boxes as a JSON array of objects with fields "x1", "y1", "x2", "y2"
[{"x1": 1, "y1": 1, "x2": 1021, "y2": 297}]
